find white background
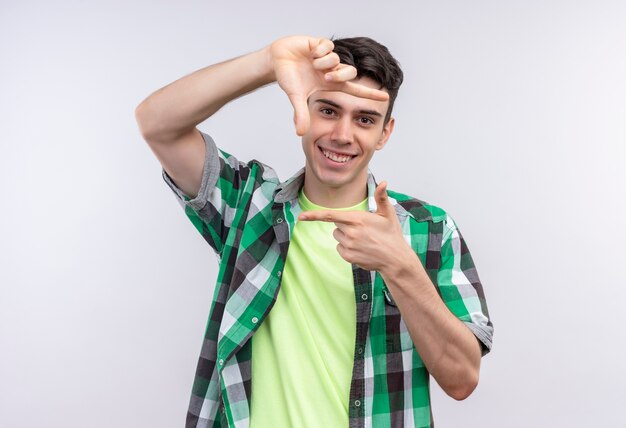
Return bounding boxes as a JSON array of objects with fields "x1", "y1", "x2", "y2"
[{"x1": 2, "y1": 1, "x2": 625, "y2": 426}]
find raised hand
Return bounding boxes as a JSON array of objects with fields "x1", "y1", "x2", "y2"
[
  {"x1": 269, "y1": 36, "x2": 390, "y2": 136},
  {"x1": 298, "y1": 181, "x2": 416, "y2": 272}
]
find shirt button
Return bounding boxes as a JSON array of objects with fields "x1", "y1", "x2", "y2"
[
  {"x1": 252, "y1": 317, "x2": 258, "y2": 324},
  {"x1": 277, "y1": 271, "x2": 282, "y2": 277},
  {"x1": 276, "y1": 218, "x2": 283, "y2": 224},
  {"x1": 354, "y1": 400, "x2": 361, "y2": 407},
  {"x1": 358, "y1": 347, "x2": 363, "y2": 355},
  {"x1": 218, "y1": 359, "x2": 224, "y2": 366},
  {"x1": 361, "y1": 294, "x2": 368, "y2": 301}
]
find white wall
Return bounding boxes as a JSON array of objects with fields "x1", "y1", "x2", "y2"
[{"x1": 1, "y1": 1, "x2": 625, "y2": 426}]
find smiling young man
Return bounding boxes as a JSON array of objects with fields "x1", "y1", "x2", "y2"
[
  {"x1": 301, "y1": 77, "x2": 392, "y2": 207},
  {"x1": 136, "y1": 35, "x2": 493, "y2": 428}
]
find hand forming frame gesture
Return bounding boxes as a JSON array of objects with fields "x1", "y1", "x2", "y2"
[{"x1": 269, "y1": 36, "x2": 390, "y2": 136}]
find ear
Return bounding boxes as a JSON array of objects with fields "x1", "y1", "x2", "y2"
[{"x1": 375, "y1": 117, "x2": 395, "y2": 150}]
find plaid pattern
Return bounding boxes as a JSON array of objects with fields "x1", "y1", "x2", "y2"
[{"x1": 162, "y1": 132, "x2": 493, "y2": 428}]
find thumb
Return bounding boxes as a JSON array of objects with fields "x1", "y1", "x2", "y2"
[
  {"x1": 288, "y1": 92, "x2": 310, "y2": 136},
  {"x1": 375, "y1": 181, "x2": 393, "y2": 216}
]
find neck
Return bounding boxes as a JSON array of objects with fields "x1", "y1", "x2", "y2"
[{"x1": 302, "y1": 168, "x2": 368, "y2": 208}]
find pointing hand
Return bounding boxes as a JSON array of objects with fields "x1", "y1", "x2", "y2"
[{"x1": 298, "y1": 181, "x2": 414, "y2": 272}]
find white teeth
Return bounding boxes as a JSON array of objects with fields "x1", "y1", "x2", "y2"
[{"x1": 322, "y1": 149, "x2": 351, "y2": 163}]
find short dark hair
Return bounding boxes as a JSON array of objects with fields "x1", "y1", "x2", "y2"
[{"x1": 332, "y1": 36, "x2": 403, "y2": 124}]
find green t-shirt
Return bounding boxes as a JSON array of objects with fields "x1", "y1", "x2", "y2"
[{"x1": 249, "y1": 190, "x2": 368, "y2": 428}]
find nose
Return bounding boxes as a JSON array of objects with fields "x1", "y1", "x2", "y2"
[{"x1": 329, "y1": 117, "x2": 354, "y2": 145}]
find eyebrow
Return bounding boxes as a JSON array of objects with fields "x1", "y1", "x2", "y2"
[{"x1": 314, "y1": 98, "x2": 383, "y2": 118}]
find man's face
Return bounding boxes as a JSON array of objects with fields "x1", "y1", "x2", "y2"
[{"x1": 301, "y1": 77, "x2": 394, "y2": 199}]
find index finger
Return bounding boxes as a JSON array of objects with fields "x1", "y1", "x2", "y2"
[
  {"x1": 340, "y1": 80, "x2": 389, "y2": 102},
  {"x1": 298, "y1": 210, "x2": 362, "y2": 224},
  {"x1": 322, "y1": 65, "x2": 389, "y2": 102}
]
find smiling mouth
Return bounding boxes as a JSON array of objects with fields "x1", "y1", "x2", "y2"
[{"x1": 320, "y1": 147, "x2": 356, "y2": 164}]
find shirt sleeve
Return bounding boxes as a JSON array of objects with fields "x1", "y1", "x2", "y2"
[
  {"x1": 161, "y1": 131, "x2": 252, "y2": 256},
  {"x1": 436, "y1": 215, "x2": 494, "y2": 356}
]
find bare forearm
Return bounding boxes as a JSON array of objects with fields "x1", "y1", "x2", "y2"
[
  {"x1": 135, "y1": 46, "x2": 274, "y2": 143},
  {"x1": 380, "y1": 250, "x2": 482, "y2": 400}
]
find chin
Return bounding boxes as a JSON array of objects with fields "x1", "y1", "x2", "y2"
[{"x1": 314, "y1": 167, "x2": 362, "y2": 189}]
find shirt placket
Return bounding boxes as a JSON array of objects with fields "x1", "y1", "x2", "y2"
[{"x1": 348, "y1": 266, "x2": 375, "y2": 428}]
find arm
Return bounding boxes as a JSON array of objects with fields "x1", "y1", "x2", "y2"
[
  {"x1": 378, "y1": 243, "x2": 482, "y2": 401},
  {"x1": 134, "y1": 46, "x2": 275, "y2": 199},
  {"x1": 135, "y1": 48, "x2": 274, "y2": 147},
  {"x1": 135, "y1": 36, "x2": 389, "y2": 198},
  {"x1": 298, "y1": 182, "x2": 485, "y2": 400}
]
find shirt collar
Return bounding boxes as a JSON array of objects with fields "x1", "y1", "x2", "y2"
[
  {"x1": 273, "y1": 168, "x2": 433, "y2": 222},
  {"x1": 273, "y1": 167, "x2": 305, "y2": 204}
]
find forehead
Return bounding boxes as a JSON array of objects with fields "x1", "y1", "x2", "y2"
[{"x1": 309, "y1": 77, "x2": 389, "y2": 113}]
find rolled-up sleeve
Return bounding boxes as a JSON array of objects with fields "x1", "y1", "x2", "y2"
[
  {"x1": 436, "y1": 215, "x2": 494, "y2": 355},
  {"x1": 162, "y1": 131, "x2": 251, "y2": 255}
]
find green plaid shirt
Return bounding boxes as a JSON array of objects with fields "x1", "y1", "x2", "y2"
[{"x1": 162, "y1": 132, "x2": 493, "y2": 428}]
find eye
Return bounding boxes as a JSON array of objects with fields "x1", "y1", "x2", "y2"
[
  {"x1": 320, "y1": 108, "x2": 336, "y2": 116},
  {"x1": 358, "y1": 116, "x2": 374, "y2": 125}
]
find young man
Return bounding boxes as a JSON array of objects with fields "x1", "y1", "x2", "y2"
[{"x1": 136, "y1": 35, "x2": 493, "y2": 428}]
